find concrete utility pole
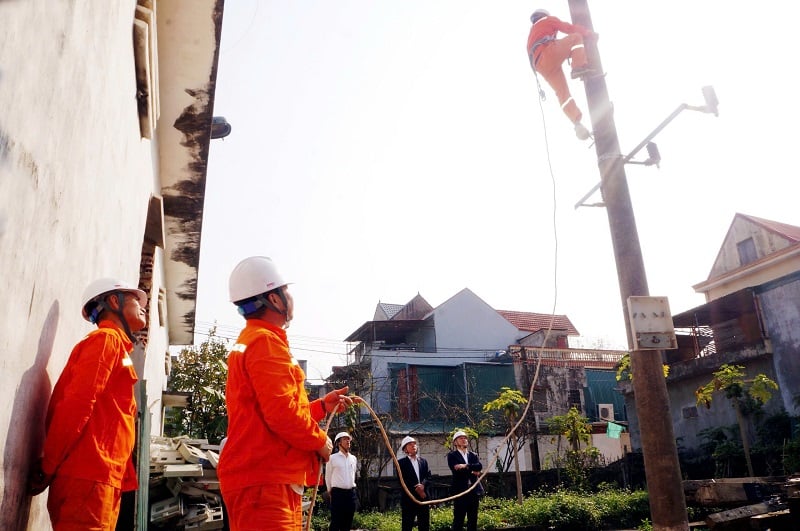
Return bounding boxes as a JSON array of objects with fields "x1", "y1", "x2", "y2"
[{"x1": 567, "y1": 1, "x2": 689, "y2": 529}]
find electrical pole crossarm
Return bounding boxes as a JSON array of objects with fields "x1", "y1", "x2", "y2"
[
  {"x1": 623, "y1": 104, "x2": 688, "y2": 163},
  {"x1": 576, "y1": 87, "x2": 718, "y2": 209}
]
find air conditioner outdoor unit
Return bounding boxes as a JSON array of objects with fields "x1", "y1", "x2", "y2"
[{"x1": 598, "y1": 404, "x2": 615, "y2": 421}]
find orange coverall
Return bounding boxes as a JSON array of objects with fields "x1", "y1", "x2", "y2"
[
  {"x1": 527, "y1": 14, "x2": 592, "y2": 125},
  {"x1": 218, "y1": 319, "x2": 328, "y2": 531},
  {"x1": 41, "y1": 320, "x2": 138, "y2": 531}
]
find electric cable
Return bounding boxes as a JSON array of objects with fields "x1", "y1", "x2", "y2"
[{"x1": 304, "y1": 72, "x2": 569, "y2": 523}]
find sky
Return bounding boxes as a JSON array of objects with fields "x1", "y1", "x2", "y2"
[{"x1": 193, "y1": 1, "x2": 800, "y2": 383}]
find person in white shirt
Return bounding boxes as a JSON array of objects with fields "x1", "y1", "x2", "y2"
[{"x1": 325, "y1": 432, "x2": 358, "y2": 531}]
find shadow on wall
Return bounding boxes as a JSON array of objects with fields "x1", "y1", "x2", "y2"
[{"x1": 0, "y1": 300, "x2": 59, "y2": 530}]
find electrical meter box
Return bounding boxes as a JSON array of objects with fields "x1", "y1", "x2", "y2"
[{"x1": 626, "y1": 296, "x2": 677, "y2": 350}]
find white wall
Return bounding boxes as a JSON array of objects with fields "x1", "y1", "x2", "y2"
[
  {"x1": 433, "y1": 288, "x2": 521, "y2": 353},
  {"x1": 393, "y1": 435, "x2": 508, "y2": 478},
  {"x1": 0, "y1": 2, "x2": 164, "y2": 529}
]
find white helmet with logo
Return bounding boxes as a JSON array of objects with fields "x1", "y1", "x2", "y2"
[
  {"x1": 81, "y1": 278, "x2": 147, "y2": 323},
  {"x1": 399, "y1": 435, "x2": 417, "y2": 453},
  {"x1": 229, "y1": 256, "x2": 289, "y2": 303},
  {"x1": 334, "y1": 432, "x2": 352, "y2": 445},
  {"x1": 452, "y1": 430, "x2": 468, "y2": 442}
]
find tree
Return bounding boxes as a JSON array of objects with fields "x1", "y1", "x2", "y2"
[
  {"x1": 695, "y1": 364, "x2": 778, "y2": 477},
  {"x1": 483, "y1": 387, "x2": 527, "y2": 504},
  {"x1": 165, "y1": 328, "x2": 229, "y2": 443},
  {"x1": 615, "y1": 353, "x2": 668, "y2": 381},
  {"x1": 545, "y1": 407, "x2": 600, "y2": 490}
]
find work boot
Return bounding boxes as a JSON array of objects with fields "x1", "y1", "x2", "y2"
[
  {"x1": 574, "y1": 121, "x2": 591, "y2": 140},
  {"x1": 570, "y1": 65, "x2": 596, "y2": 80}
]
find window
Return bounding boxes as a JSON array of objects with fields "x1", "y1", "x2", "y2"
[
  {"x1": 568, "y1": 390, "x2": 582, "y2": 413},
  {"x1": 682, "y1": 406, "x2": 698, "y2": 419},
  {"x1": 532, "y1": 387, "x2": 548, "y2": 412},
  {"x1": 133, "y1": 1, "x2": 160, "y2": 138},
  {"x1": 737, "y1": 237, "x2": 758, "y2": 266}
]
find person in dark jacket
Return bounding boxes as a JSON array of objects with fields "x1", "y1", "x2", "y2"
[
  {"x1": 446, "y1": 430, "x2": 483, "y2": 531},
  {"x1": 396, "y1": 435, "x2": 432, "y2": 531}
]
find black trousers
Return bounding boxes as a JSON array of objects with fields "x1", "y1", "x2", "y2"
[
  {"x1": 452, "y1": 491, "x2": 479, "y2": 531},
  {"x1": 401, "y1": 498, "x2": 430, "y2": 531},
  {"x1": 329, "y1": 488, "x2": 357, "y2": 531}
]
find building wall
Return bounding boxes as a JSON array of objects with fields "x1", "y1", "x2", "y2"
[
  {"x1": 666, "y1": 355, "x2": 779, "y2": 454},
  {"x1": 704, "y1": 255, "x2": 800, "y2": 302},
  {"x1": 0, "y1": 2, "x2": 168, "y2": 529},
  {"x1": 536, "y1": 433, "x2": 629, "y2": 469},
  {"x1": 433, "y1": 288, "x2": 521, "y2": 352},
  {"x1": 394, "y1": 435, "x2": 519, "y2": 478},
  {"x1": 709, "y1": 216, "x2": 794, "y2": 279},
  {"x1": 757, "y1": 275, "x2": 800, "y2": 414},
  {"x1": 661, "y1": 274, "x2": 800, "y2": 456}
]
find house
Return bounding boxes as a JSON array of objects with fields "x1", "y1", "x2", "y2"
[
  {"x1": 0, "y1": 1, "x2": 224, "y2": 529},
  {"x1": 334, "y1": 288, "x2": 627, "y2": 478},
  {"x1": 341, "y1": 289, "x2": 572, "y2": 421},
  {"x1": 623, "y1": 214, "x2": 800, "y2": 457}
]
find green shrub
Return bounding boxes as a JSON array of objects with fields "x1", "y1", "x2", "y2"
[{"x1": 339, "y1": 489, "x2": 651, "y2": 530}]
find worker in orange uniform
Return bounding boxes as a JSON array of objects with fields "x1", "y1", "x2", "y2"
[
  {"x1": 29, "y1": 278, "x2": 148, "y2": 530},
  {"x1": 527, "y1": 9, "x2": 596, "y2": 140},
  {"x1": 218, "y1": 256, "x2": 360, "y2": 531}
]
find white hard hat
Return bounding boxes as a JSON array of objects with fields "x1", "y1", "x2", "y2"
[
  {"x1": 334, "y1": 432, "x2": 352, "y2": 444},
  {"x1": 81, "y1": 278, "x2": 147, "y2": 323},
  {"x1": 452, "y1": 430, "x2": 468, "y2": 442},
  {"x1": 229, "y1": 256, "x2": 289, "y2": 303},
  {"x1": 399, "y1": 435, "x2": 417, "y2": 452}
]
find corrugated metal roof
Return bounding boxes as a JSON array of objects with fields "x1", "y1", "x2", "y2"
[{"x1": 497, "y1": 310, "x2": 579, "y2": 335}]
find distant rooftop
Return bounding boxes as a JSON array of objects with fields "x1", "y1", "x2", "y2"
[
  {"x1": 739, "y1": 213, "x2": 800, "y2": 242},
  {"x1": 497, "y1": 310, "x2": 579, "y2": 335},
  {"x1": 377, "y1": 302, "x2": 404, "y2": 319}
]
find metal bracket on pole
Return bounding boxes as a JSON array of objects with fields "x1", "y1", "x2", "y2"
[{"x1": 574, "y1": 86, "x2": 718, "y2": 210}]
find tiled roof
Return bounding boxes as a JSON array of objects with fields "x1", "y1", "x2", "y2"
[
  {"x1": 739, "y1": 213, "x2": 800, "y2": 242},
  {"x1": 378, "y1": 302, "x2": 404, "y2": 319},
  {"x1": 497, "y1": 310, "x2": 579, "y2": 335}
]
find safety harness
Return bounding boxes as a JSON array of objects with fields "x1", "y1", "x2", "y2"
[
  {"x1": 527, "y1": 34, "x2": 556, "y2": 102},
  {"x1": 528, "y1": 34, "x2": 556, "y2": 67}
]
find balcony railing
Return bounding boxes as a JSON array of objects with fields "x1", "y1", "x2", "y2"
[{"x1": 508, "y1": 346, "x2": 626, "y2": 369}]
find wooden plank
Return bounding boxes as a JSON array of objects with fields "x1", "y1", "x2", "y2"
[{"x1": 705, "y1": 502, "x2": 773, "y2": 528}]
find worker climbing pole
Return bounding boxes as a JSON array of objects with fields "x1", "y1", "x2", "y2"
[{"x1": 526, "y1": 8, "x2": 597, "y2": 140}]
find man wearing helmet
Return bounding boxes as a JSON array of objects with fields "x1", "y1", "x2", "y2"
[
  {"x1": 325, "y1": 432, "x2": 358, "y2": 531},
  {"x1": 218, "y1": 256, "x2": 357, "y2": 531},
  {"x1": 447, "y1": 430, "x2": 483, "y2": 531},
  {"x1": 396, "y1": 435, "x2": 432, "y2": 531},
  {"x1": 29, "y1": 278, "x2": 148, "y2": 530},
  {"x1": 527, "y1": 9, "x2": 596, "y2": 140}
]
